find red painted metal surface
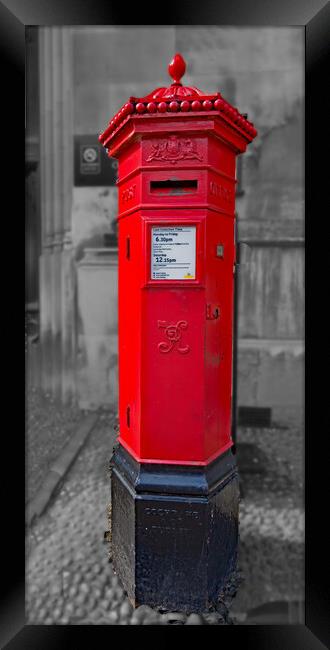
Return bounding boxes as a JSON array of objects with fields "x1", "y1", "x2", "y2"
[{"x1": 100, "y1": 54, "x2": 257, "y2": 465}]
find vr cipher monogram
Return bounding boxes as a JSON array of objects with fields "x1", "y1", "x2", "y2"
[{"x1": 157, "y1": 320, "x2": 190, "y2": 354}]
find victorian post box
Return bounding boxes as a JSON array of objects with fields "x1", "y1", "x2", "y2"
[{"x1": 99, "y1": 53, "x2": 257, "y2": 613}]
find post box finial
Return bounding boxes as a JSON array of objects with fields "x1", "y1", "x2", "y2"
[{"x1": 168, "y1": 53, "x2": 186, "y2": 85}]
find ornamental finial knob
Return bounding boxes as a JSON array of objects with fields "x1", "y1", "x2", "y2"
[{"x1": 168, "y1": 53, "x2": 186, "y2": 85}]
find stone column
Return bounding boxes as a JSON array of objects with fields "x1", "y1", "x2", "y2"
[{"x1": 39, "y1": 27, "x2": 76, "y2": 403}]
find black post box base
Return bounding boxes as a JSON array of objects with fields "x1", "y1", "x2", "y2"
[{"x1": 109, "y1": 444, "x2": 240, "y2": 614}]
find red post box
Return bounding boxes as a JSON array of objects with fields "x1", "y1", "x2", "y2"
[{"x1": 100, "y1": 53, "x2": 257, "y2": 613}]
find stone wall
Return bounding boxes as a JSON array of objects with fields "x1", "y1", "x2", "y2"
[
  {"x1": 174, "y1": 26, "x2": 304, "y2": 424},
  {"x1": 33, "y1": 26, "x2": 304, "y2": 420},
  {"x1": 71, "y1": 27, "x2": 176, "y2": 256}
]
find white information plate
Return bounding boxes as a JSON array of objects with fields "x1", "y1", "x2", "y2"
[{"x1": 151, "y1": 226, "x2": 196, "y2": 280}]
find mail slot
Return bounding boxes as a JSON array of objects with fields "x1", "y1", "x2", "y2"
[
  {"x1": 100, "y1": 52, "x2": 257, "y2": 613},
  {"x1": 150, "y1": 179, "x2": 198, "y2": 193}
]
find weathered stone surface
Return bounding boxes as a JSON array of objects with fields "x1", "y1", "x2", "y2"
[
  {"x1": 237, "y1": 218, "x2": 304, "y2": 242},
  {"x1": 238, "y1": 247, "x2": 304, "y2": 339},
  {"x1": 77, "y1": 248, "x2": 118, "y2": 410},
  {"x1": 175, "y1": 27, "x2": 303, "y2": 131},
  {"x1": 237, "y1": 340, "x2": 304, "y2": 425},
  {"x1": 72, "y1": 187, "x2": 117, "y2": 260},
  {"x1": 39, "y1": 248, "x2": 76, "y2": 403},
  {"x1": 73, "y1": 27, "x2": 176, "y2": 131}
]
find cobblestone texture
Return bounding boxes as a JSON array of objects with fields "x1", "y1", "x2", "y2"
[
  {"x1": 238, "y1": 426, "x2": 304, "y2": 509},
  {"x1": 231, "y1": 426, "x2": 304, "y2": 618},
  {"x1": 26, "y1": 387, "x2": 82, "y2": 504},
  {"x1": 26, "y1": 404, "x2": 304, "y2": 625}
]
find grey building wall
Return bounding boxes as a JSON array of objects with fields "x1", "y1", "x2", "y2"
[{"x1": 26, "y1": 26, "x2": 304, "y2": 424}]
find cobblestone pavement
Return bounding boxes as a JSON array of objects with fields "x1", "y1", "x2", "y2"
[
  {"x1": 238, "y1": 426, "x2": 304, "y2": 509},
  {"x1": 26, "y1": 388, "x2": 83, "y2": 504},
  {"x1": 26, "y1": 414, "x2": 232, "y2": 625},
  {"x1": 231, "y1": 425, "x2": 304, "y2": 619},
  {"x1": 26, "y1": 412, "x2": 304, "y2": 625}
]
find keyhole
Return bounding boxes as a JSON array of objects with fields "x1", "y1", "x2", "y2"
[
  {"x1": 126, "y1": 406, "x2": 130, "y2": 428},
  {"x1": 126, "y1": 237, "x2": 130, "y2": 260}
]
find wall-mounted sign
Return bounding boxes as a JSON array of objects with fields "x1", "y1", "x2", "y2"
[
  {"x1": 74, "y1": 134, "x2": 118, "y2": 186},
  {"x1": 80, "y1": 144, "x2": 100, "y2": 174},
  {"x1": 151, "y1": 226, "x2": 196, "y2": 280}
]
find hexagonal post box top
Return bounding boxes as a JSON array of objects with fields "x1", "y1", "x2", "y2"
[{"x1": 100, "y1": 53, "x2": 257, "y2": 612}]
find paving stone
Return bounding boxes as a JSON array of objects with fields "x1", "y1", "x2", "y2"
[
  {"x1": 119, "y1": 601, "x2": 133, "y2": 618},
  {"x1": 107, "y1": 611, "x2": 119, "y2": 624},
  {"x1": 26, "y1": 404, "x2": 304, "y2": 625},
  {"x1": 186, "y1": 613, "x2": 205, "y2": 625},
  {"x1": 161, "y1": 612, "x2": 187, "y2": 623},
  {"x1": 207, "y1": 614, "x2": 224, "y2": 625}
]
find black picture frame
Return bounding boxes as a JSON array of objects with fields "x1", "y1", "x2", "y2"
[{"x1": 4, "y1": 0, "x2": 329, "y2": 646}]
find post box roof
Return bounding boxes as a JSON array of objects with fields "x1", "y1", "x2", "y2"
[{"x1": 99, "y1": 53, "x2": 257, "y2": 150}]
